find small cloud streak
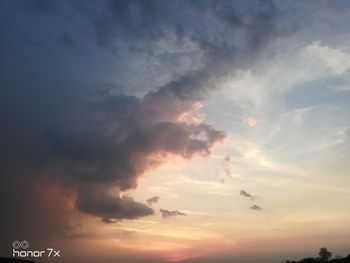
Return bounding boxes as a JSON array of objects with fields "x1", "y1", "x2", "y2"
[
  {"x1": 160, "y1": 209, "x2": 187, "y2": 218},
  {"x1": 240, "y1": 190, "x2": 254, "y2": 199},
  {"x1": 241, "y1": 190, "x2": 262, "y2": 211},
  {"x1": 101, "y1": 218, "x2": 118, "y2": 224},
  {"x1": 250, "y1": 205, "x2": 263, "y2": 211},
  {"x1": 243, "y1": 117, "x2": 257, "y2": 127},
  {"x1": 146, "y1": 196, "x2": 160, "y2": 206}
]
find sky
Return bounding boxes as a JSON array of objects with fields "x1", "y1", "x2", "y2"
[{"x1": 1, "y1": 1, "x2": 350, "y2": 263}]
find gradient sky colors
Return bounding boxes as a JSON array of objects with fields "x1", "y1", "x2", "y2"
[{"x1": 1, "y1": 1, "x2": 350, "y2": 263}]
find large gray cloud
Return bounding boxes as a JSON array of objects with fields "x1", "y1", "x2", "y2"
[
  {"x1": 46, "y1": 85, "x2": 224, "y2": 218},
  {"x1": 76, "y1": 184, "x2": 154, "y2": 222},
  {"x1": 42, "y1": 117, "x2": 224, "y2": 221},
  {"x1": 0, "y1": 0, "x2": 300, "y2": 254}
]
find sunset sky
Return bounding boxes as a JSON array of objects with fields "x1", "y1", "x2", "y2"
[{"x1": 1, "y1": 1, "x2": 350, "y2": 263}]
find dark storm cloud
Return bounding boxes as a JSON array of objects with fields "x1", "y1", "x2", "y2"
[
  {"x1": 146, "y1": 196, "x2": 160, "y2": 206},
  {"x1": 76, "y1": 184, "x2": 154, "y2": 222},
  {"x1": 41, "y1": 105, "x2": 224, "y2": 222},
  {"x1": 70, "y1": 0, "x2": 296, "y2": 61},
  {"x1": 43, "y1": 119, "x2": 224, "y2": 188},
  {"x1": 0, "y1": 0, "x2": 299, "y2": 252},
  {"x1": 0, "y1": 68, "x2": 225, "y2": 225},
  {"x1": 0, "y1": 163, "x2": 74, "y2": 251},
  {"x1": 250, "y1": 204, "x2": 263, "y2": 211},
  {"x1": 70, "y1": 0, "x2": 175, "y2": 48},
  {"x1": 93, "y1": 0, "x2": 167, "y2": 47},
  {"x1": 160, "y1": 209, "x2": 187, "y2": 218}
]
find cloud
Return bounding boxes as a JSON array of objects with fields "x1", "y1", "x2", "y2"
[
  {"x1": 250, "y1": 205, "x2": 263, "y2": 211},
  {"x1": 146, "y1": 196, "x2": 160, "y2": 206},
  {"x1": 243, "y1": 117, "x2": 257, "y2": 127},
  {"x1": 32, "y1": 84, "x2": 225, "y2": 222},
  {"x1": 0, "y1": 0, "x2": 298, "y2": 249},
  {"x1": 76, "y1": 184, "x2": 154, "y2": 222},
  {"x1": 240, "y1": 190, "x2": 258, "y2": 203},
  {"x1": 41, "y1": 114, "x2": 225, "y2": 222},
  {"x1": 304, "y1": 42, "x2": 350, "y2": 75},
  {"x1": 70, "y1": 0, "x2": 296, "y2": 65},
  {"x1": 71, "y1": 0, "x2": 170, "y2": 48},
  {"x1": 240, "y1": 190, "x2": 254, "y2": 199},
  {"x1": 101, "y1": 218, "x2": 118, "y2": 224},
  {"x1": 0, "y1": 74, "x2": 225, "y2": 229},
  {"x1": 160, "y1": 209, "x2": 187, "y2": 218}
]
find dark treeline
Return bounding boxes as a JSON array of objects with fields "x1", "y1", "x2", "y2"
[{"x1": 282, "y1": 248, "x2": 350, "y2": 263}]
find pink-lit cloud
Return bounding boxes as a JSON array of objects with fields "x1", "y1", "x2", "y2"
[{"x1": 243, "y1": 117, "x2": 257, "y2": 127}]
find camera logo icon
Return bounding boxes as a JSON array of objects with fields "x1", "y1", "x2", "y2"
[{"x1": 12, "y1": 240, "x2": 29, "y2": 249}]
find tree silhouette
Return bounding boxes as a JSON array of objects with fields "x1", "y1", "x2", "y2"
[{"x1": 319, "y1": 248, "x2": 332, "y2": 262}]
